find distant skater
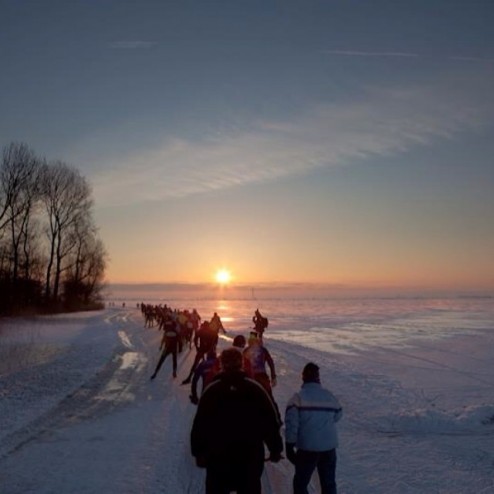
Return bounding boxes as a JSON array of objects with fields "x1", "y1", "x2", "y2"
[
  {"x1": 189, "y1": 334, "x2": 254, "y2": 402},
  {"x1": 190, "y1": 308, "x2": 201, "y2": 335},
  {"x1": 182, "y1": 321, "x2": 217, "y2": 385},
  {"x1": 231, "y1": 334, "x2": 254, "y2": 377},
  {"x1": 243, "y1": 332, "x2": 277, "y2": 394},
  {"x1": 243, "y1": 331, "x2": 282, "y2": 423},
  {"x1": 150, "y1": 312, "x2": 180, "y2": 379},
  {"x1": 189, "y1": 349, "x2": 218, "y2": 404},
  {"x1": 252, "y1": 308, "x2": 268, "y2": 339},
  {"x1": 209, "y1": 312, "x2": 227, "y2": 346}
]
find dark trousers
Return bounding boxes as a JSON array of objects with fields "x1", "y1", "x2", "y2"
[
  {"x1": 206, "y1": 459, "x2": 263, "y2": 494},
  {"x1": 153, "y1": 339, "x2": 178, "y2": 377},
  {"x1": 293, "y1": 449, "x2": 337, "y2": 494},
  {"x1": 185, "y1": 348, "x2": 207, "y2": 380}
]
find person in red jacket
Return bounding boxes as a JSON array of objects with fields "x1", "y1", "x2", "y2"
[
  {"x1": 243, "y1": 332, "x2": 277, "y2": 393},
  {"x1": 189, "y1": 334, "x2": 254, "y2": 404},
  {"x1": 191, "y1": 348, "x2": 283, "y2": 494}
]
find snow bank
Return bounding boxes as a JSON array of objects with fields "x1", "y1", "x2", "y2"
[{"x1": 379, "y1": 404, "x2": 494, "y2": 435}]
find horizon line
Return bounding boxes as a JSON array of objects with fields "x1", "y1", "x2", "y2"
[{"x1": 105, "y1": 281, "x2": 494, "y2": 294}]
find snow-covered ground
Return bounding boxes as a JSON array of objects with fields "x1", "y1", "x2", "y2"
[{"x1": 1, "y1": 301, "x2": 493, "y2": 493}]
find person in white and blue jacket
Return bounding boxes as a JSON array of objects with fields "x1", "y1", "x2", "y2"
[{"x1": 285, "y1": 362, "x2": 343, "y2": 494}]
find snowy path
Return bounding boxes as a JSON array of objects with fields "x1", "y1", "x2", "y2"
[
  {"x1": 0, "y1": 310, "x2": 204, "y2": 493},
  {"x1": 1, "y1": 308, "x2": 494, "y2": 493}
]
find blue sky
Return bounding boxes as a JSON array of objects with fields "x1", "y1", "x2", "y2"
[{"x1": 1, "y1": 0, "x2": 494, "y2": 290}]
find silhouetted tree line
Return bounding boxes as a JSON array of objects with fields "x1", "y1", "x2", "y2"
[{"x1": 0, "y1": 142, "x2": 108, "y2": 315}]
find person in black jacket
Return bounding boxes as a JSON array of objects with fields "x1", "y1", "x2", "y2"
[
  {"x1": 252, "y1": 308, "x2": 268, "y2": 339},
  {"x1": 191, "y1": 347, "x2": 283, "y2": 494},
  {"x1": 150, "y1": 313, "x2": 180, "y2": 379},
  {"x1": 182, "y1": 320, "x2": 217, "y2": 384}
]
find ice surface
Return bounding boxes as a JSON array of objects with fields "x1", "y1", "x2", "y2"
[{"x1": 1, "y1": 297, "x2": 493, "y2": 493}]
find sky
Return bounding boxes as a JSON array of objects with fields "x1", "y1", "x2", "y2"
[{"x1": 1, "y1": 0, "x2": 494, "y2": 291}]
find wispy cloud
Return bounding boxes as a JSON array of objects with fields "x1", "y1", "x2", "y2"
[
  {"x1": 91, "y1": 76, "x2": 491, "y2": 207},
  {"x1": 323, "y1": 50, "x2": 494, "y2": 64},
  {"x1": 322, "y1": 49, "x2": 419, "y2": 58},
  {"x1": 108, "y1": 41, "x2": 157, "y2": 49},
  {"x1": 449, "y1": 56, "x2": 494, "y2": 63}
]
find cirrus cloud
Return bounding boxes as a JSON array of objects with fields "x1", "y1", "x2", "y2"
[{"x1": 90, "y1": 73, "x2": 492, "y2": 207}]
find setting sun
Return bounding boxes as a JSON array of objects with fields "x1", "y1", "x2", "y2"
[{"x1": 215, "y1": 269, "x2": 232, "y2": 285}]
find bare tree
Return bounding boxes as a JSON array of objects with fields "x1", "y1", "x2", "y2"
[
  {"x1": 0, "y1": 143, "x2": 43, "y2": 309},
  {"x1": 64, "y1": 218, "x2": 108, "y2": 308},
  {"x1": 40, "y1": 161, "x2": 93, "y2": 303},
  {"x1": 21, "y1": 215, "x2": 45, "y2": 281},
  {"x1": 1, "y1": 142, "x2": 39, "y2": 230},
  {"x1": 0, "y1": 141, "x2": 107, "y2": 314}
]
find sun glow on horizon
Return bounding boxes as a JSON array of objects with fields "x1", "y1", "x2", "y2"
[{"x1": 215, "y1": 269, "x2": 232, "y2": 285}]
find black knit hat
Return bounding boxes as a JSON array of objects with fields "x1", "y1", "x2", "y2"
[
  {"x1": 302, "y1": 362, "x2": 320, "y2": 382},
  {"x1": 233, "y1": 334, "x2": 246, "y2": 348},
  {"x1": 220, "y1": 348, "x2": 243, "y2": 371}
]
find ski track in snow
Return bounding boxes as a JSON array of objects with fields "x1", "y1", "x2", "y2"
[{"x1": 0, "y1": 308, "x2": 493, "y2": 493}]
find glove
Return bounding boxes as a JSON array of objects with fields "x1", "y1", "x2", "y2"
[
  {"x1": 268, "y1": 451, "x2": 282, "y2": 463},
  {"x1": 271, "y1": 376, "x2": 277, "y2": 388},
  {"x1": 285, "y1": 442, "x2": 297, "y2": 465}
]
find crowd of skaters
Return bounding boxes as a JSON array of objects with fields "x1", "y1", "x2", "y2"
[{"x1": 140, "y1": 303, "x2": 343, "y2": 494}]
